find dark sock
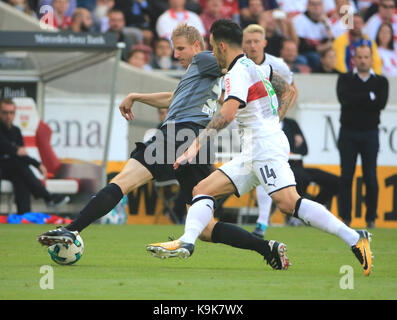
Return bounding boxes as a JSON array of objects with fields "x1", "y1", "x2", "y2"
[
  {"x1": 211, "y1": 222, "x2": 270, "y2": 258},
  {"x1": 66, "y1": 183, "x2": 123, "y2": 233}
]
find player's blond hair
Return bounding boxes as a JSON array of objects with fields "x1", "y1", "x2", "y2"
[
  {"x1": 171, "y1": 23, "x2": 205, "y2": 50},
  {"x1": 243, "y1": 24, "x2": 266, "y2": 38}
]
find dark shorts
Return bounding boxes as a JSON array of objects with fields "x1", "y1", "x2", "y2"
[{"x1": 130, "y1": 122, "x2": 215, "y2": 204}]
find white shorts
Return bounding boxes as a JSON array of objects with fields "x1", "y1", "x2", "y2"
[{"x1": 218, "y1": 155, "x2": 296, "y2": 197}]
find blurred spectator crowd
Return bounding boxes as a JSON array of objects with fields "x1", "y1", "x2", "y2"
[{"x1": 3, "y1": 0, "x2": 397, "y2": 77}]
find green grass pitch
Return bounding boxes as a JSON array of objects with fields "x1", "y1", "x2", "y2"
[{"x1": 1, "y1": 224, "x2": 396, "y2": 300}]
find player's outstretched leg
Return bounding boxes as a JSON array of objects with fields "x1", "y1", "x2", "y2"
[
  {"x1": 146, "y1": 171, "x2": 290, "y2": 269},
  {"x1": 272, "y1": 187, "x2": 373, "y2": 276},
  {"x1": 210, "y1": 221, "x2": 290, "y2": 270},
  {"x1": 37, "y1": 183, "x2": 124, "y2": 246},
  {"x1": 294, "y1": 198, "x2": 374, "y2": 276},
  {"x1": 146, "y1": 194, "x2": 215, "y2": 259},
  {"x1": 147, "y1": 216, "x2": 290, "y2": 270},
  {"x1": 146, "y1": 230, "x2": 290, "y2": 270},
  {"x1": 38, "y1": 159, "x2": 152, "y2": 246}
]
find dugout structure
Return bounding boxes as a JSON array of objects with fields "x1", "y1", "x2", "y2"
[{"x1": 0, "y1": 7, "x2": 124, "y2": 186}]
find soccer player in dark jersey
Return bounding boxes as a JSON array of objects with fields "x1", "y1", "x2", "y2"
[{"x1": 37, "y1": 24, "x2": 289, "y2": 270}]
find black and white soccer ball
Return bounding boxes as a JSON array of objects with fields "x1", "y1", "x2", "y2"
[{"x1": 47, "y1": 235, "x2": 84, "y2": 265}]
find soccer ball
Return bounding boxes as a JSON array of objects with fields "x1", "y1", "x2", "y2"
[{"x1": 47, "y1": 234, "x2": 84, "y2": 265}]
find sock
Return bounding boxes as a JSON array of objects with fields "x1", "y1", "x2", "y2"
[
  {"x1": 66, "y1": 183, "x2": 123, "y2": 233},
  {"x1": 211, "y1": 222, "x2": 271, "y2": 258},
  {"x1": 178, "y1": 195, "x2": 215, "y2": 245},
  {"x1": 295, "y1": 198, "x2": 360, "y2": 247},
  {"x1": 256, "y1": 185, "x2": 272, "y2": 227}
]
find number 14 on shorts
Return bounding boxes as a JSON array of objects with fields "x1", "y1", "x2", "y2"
[{"x1": 260, "y1": 165, "x2": 277, "y2": 186}]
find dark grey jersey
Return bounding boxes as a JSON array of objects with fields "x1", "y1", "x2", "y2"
[{"x1": 163, "y1": 51, "x2": 223, "y2": 128}]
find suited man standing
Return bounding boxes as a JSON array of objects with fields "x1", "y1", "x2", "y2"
[{"x1": 336, "y1": 44, "x2": 389, "y2": 228}]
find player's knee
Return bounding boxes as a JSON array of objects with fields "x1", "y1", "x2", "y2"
[
  {"x1": 110, "y1": 172, "x2": 135, "y2": 194},
  {"x1": 192, "y1": 183, "x2": 208, "y2": 198},
  {"x1": 271, "y1": 187, "x2": 301, "y2": 215},
  {"x1": 277, "y1": 200, "x2": 296, "y2": 215},
  {"x1": 273, "y1": 196, "x2": 299, "y2": 215},
  {"x1": 109, "y1": 174, "x2": 124, "y2": 191}
]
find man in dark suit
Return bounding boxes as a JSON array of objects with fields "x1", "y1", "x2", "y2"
[
  {"x1": 0, "y1": 98, "x2": 69, "y2": 214},
  {"x1": 336, "y1": 44, "x2": 389, "y2": 228}
]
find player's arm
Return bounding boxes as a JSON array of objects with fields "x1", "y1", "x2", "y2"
[
  {"x1": 173, "y1": 99, "x2": 240, "y2": 169},
  {"x1": 119, "y1": 91, "x2": 174, "y2": 121},
  {"x1": 205, "y1": 98, "x2": 240, "y2": 135},
  {"x1": 271, "y1": 72, "x2": 296, "y2": 121}
]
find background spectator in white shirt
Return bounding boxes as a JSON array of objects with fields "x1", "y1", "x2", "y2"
[
  {"x1": 276, "y1": 0, "x2": 308, "y2": 17},
  {"x1": 364, "y1": 0, "x2": 397, "y2": 47},
  {"x1": 376, "y1": 22, "x2": 397, "y2": 76},
  {"x1": 92, "y1": 0, "x2": 115, "y2": 32},
  {"x1": 38, "y1": 0, "x2": 76, "y2": 18},
  {"x1": 293, "y1": 0, "x2": 335, "y2": 70},
  {"x1": 155, "y1": 0, "x2": 205, "y2": 40},
  {"x1": 329, "y1": 0, "x2": 358, "y2": 39},
  {"x1": 276, "y1": 0, "x2": 350, "y2": 18},
  {"x1": 258, "y1": 9, "x2": 299, "y2": 57}
]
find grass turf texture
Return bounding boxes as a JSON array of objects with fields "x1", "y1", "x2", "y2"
[{"x1": 1, "y1": 224, "x2": 396, "y2": 300}]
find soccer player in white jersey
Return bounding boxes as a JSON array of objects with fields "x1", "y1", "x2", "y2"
[
  {"x1": 243, "y1": 24, "x2": 298, "y2": 237},
  {"x1": 148, "y1": 19, "x2": 373, "y2": 276}
]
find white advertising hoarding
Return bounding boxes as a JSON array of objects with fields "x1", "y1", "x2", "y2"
[
  {"x1": 44, "y1": 96, "x2": 128, "y2": 162},
  {"x1": 295, "y1": 103, "x2": 397, "y2": 166}
]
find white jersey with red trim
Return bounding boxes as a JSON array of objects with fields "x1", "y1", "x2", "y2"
[
  {"x1": 224, "y1": 55, "x2": 288, "y2": 160},
  {"x1": 261, "y1": 53, "x2": 293, "y2": 85}
]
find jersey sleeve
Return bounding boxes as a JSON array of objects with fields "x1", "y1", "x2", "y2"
[
  {"x1": 258, "y1": 64, "x2": 273, "y2": 82},
  {"x1": 275, "y1": 59, "x2": 294, "y2": 85},
  {"x1": 195, "y1": 51, "x2": 222, "y2": 78},
  {"x1": 223, "y1": 64, "x2": 250, "y2": 108}
]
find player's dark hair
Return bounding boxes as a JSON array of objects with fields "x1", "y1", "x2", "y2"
[{"x1": 210, "y1": 19, "x2": 243, "y2": 47}]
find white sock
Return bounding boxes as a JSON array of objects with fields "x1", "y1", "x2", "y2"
[
  {"x1": 179, "y1": 195, "x2": 215, "y2": 245},
  {"x1": 296, "y1": 199, "x2": 359, "y2": 247},
  {"x1": 256, "y1": 186, "x2": 272, "y2": 227}
]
